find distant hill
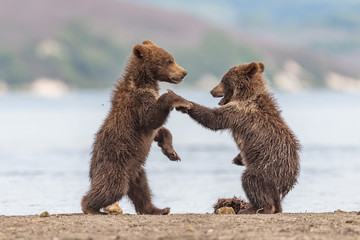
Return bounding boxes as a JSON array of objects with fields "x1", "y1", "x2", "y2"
[
  {"x1": 0, "y1": 0, "x2": 359, "y2": 91},
  {"x1": 134, "y1": 0, "x2": 360, "y2": 87},
  {"x1": 0, "y1": 0, "x2": 211, "y2": 88}
]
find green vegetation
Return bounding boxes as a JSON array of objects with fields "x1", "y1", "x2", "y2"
[
  {"x1": 2, "y1": 20, "x2": 131, "y2": 88},
  {"x1": 1, "y1": 0, "x2": 359, "y2": 90},
  {"x1": 21, "y1": 20, "x2": 129, "y2": 88},
  {"x1": 0, "y1": 48, "x2": 25, "y2": 86},
  {"x1": 52, "y1": 21, "x2": 128, "y2": 87},
  {"x1": 0, "y1": 22, "x2": 263, "y2": 88}
]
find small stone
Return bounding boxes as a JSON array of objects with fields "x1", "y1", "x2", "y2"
[
  {"x1": 357, "y1": 212, "x2": 360, "y2": 215},
  {"x1": 40, "y1": 211, "x2": 50, "y2": 217},
  {"x1": 345, "y1": 219, "x2": 356, "y2": 224},
  {"x1": 215, "y1": 207, "x2": 235, "y2": 214},
  {"x1": 186, "y1": 227, "x2": 195, "y2": 232},
  {"x1": 104, "y1": 203, "x2": 123, "y2": 215}
]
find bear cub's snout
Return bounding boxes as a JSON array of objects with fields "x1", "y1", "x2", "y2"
[{"x1": 210, "y1": 83, "x2": 225, "y2": 98}]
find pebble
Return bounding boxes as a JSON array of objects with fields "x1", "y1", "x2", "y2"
[
  {"x1": 104, "y1": 203, "x2": 123, "y2": 215},
  {"x1": 186, "y1": 227, "x2": 195, "y2": 232},
  {"x1": 215, "y1": 207, "x2": 235, "y2": 215},
  {"x1": 40, "y1": 211, "x2": 50, "y2": 217}
]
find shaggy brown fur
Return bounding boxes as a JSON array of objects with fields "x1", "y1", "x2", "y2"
[
  {"x1": 81, "y1": 40, "x2": 191, "y2": 215},
  {"x1": 177, "y1": 62, "x2": 300, "y2": 214},
  {"x1": 213, "y1": 197, "x2": 249, "y2": 214}
]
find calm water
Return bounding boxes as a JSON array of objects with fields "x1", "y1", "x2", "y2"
[{"x1": 0, "y1": 88, "x2": 359, "y2": 215}]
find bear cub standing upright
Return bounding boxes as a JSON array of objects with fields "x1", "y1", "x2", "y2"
[
  {"x1": 177, "y1": 62, "x2": 300, "y2": 214},
  {"x1": 81, "y1": 40, "x2": 191, "y2": 215}
]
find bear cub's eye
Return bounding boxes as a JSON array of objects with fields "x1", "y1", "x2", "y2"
[{"x1": 166, "y1": 59, "x2": 173, "y2": 65}]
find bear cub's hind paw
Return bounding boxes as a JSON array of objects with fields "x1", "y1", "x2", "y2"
[{"x1": 145, "y1": 207, "x2": 170, "y2": 215}]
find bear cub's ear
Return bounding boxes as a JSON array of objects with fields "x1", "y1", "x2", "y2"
[
  {"x1": 133, "y1": 44, "x2": 149, "y2": 59},
  {"x1": 245, "y1": 62, "x2": 265, "y2": 76},
  {"x1": 258, "y1": 62, "x2": 265, "y2": 72},
  {"x1": 142, "y1": 40, "x2": 154, "y2": 45},
  {"x1": 245, "y1": 62, "x2": 259, "y2": 76}
]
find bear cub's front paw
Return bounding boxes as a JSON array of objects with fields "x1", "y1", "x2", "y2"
[
  {"x1": 232, "y1": 153, "x2": 244, "y2": 166},
  {"x1": 162, "y1": 147, "x2": 181, "y2": 161},
  {"x1": 166, "y1": 89, "x2": 192, "y2": 110},
  {"x1": 175, "y1": 106, "x2": 189, "y2": 114}
]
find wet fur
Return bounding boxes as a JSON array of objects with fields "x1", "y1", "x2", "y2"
[
  {"x1": 179, "y1": 62, "x2": 300, "y2": 214},
  {"x1": 81, "y1": 40, "x2": 190, "y2": 215}
]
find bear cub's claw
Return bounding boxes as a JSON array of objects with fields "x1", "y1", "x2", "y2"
[
  {"x1": 162, "y1": 149, "x2": 181, "y2": 161},
  {"x1": 175, "y1": 106, "x2": 189, "y2": 114},
  {"x1": 173, "y1": 100, "x2": 192, "y2": 109}
]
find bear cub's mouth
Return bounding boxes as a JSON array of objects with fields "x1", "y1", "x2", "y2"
[
  {"x1": 168, "y1": 71, "x2": 187, "y2": 84},
  {"x1": 211, "y1": 93, "x2": 230, "y2": 106},
  {"x1": 169, "y1": 77, "x2": 183, "y2": 84},
  {"x1": 210, "y1": 89, "x2": 227, "y2": 106},
  {"x1": 217, "y1": 97, "x2": 229, "y2": 106}
]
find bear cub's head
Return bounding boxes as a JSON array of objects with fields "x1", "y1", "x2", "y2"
[
  {"x1": 132, "y1": 40, "x2": 187, "y2": 84},
  {"x1": 210, "y1": 62, "x2": 265, "y2": 106}
]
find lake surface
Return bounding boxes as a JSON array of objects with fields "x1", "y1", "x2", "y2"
[{"x1": 0, "y1": 88, "x2": 359, "y2": 215}]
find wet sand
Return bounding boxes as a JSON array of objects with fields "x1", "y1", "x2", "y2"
[{"x1": 0, "y1": 211, "x2": 359, "y2": 240}]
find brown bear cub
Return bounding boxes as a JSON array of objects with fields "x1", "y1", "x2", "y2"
[
  {"x1": 81, "y1": 40, "x2": 192, "y2": 215},
  {"x1": 177, "y1": 62, "x2": 300, "y2": 214}
]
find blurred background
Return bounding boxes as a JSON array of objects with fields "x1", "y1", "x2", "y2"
[{"x1": 0, "y1": 0, "x2": 359, "y2": 215}]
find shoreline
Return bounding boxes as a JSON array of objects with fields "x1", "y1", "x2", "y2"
[{"x1": 1, "y1": 211, "x2": 359, "y2": 240}]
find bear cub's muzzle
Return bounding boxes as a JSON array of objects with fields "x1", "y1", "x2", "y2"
[{"x1": 210, "y1": 82, "x2": 225, "y2": 98}]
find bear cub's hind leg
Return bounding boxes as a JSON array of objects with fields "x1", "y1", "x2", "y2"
[
  {"x1": 127, "y1": 168, "x2": 170, "y2": 215},
  {"x1": 240, "y1": 170, "x2": 277, "y2": 214},
  {"x1": 81, "y1": 188, "x2": 124, "y2": 215}
]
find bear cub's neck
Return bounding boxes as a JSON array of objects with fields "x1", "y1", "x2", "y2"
[{"x1": 120, "y1": 57, "x2": 160, "y2": 93}]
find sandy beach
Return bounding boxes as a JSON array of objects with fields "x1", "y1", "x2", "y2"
[{"x1": 1, "y1": 211, "x2": 359, "y2": 240}]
